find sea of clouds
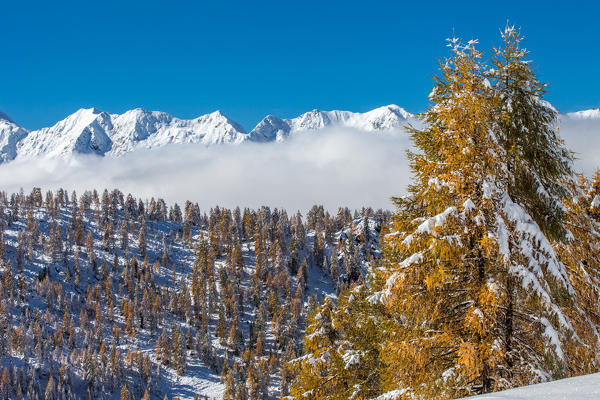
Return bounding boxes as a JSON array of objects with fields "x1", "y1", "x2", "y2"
[
  {"x1": 560, "y1": 116, "x2": 600, "y2": 175},
  {"x1": 0, "y1": 128, "x2": 413, "y2": 212},
  {"x1": 0, "y1": 118, "x2": 597, "y2": 213}
]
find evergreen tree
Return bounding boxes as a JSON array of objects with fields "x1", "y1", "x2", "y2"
[
  {"x1": 288, "y1": 298, "x2": 339, "y2": 399},
  {"x1": 138, "y1": 226, "x2": 146, "y2": 258},
  {"x1": 290, "y1": 282, "x2": 385, "y2": 399},
  {"x1": 0, "y1": 230, "x2": 5, "y2": 264},
  {"x1": 227, "y1": 315, "x2": 243, "y2": 355},
  {"x1": 490, "y1": 24, "x2": 573, "y2": 240},
  {"x1": 553, "y1": 175, "x2": 600, "y2": 373},
  {"x1": 120, "y1": 384, "x2": 133, "y2": 400},
  {"x1": 44, "y1": 375, "x2": 56, "y2": 400},
  {"x1": 375, "y1": 35, "x2": 579, "y2": 398},
  {"x1": 589, "y1": 169, "x2": 600, "y2": 222}
]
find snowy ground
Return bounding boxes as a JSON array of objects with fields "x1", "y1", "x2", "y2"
[{"x1": 462, "y1": 373, "x2": 600, "y2": 399}]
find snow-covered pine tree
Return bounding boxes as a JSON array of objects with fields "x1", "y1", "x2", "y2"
[
  {"x1": 378, "y1": 36, "x2": 579, "y2": 399},
  {"x1": 553, "y1": 174, "x2": 600, "y2": 373},
  {"x1": 288, "y1": 297, "x2": 339, "y2": 399},
  {"x1": 289, "y1": 282, "x2": 385, "y2": 400},
  {"x1": 491, "y1": 25, "x2": 600, "y2": 377},
  {"x1": 490, "y1": 25, "x2": 573, "y2": 241}
]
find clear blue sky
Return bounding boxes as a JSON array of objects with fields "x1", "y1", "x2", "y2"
[{"x1": 1, "y1": 0, "x2": 598, "y2": 131}]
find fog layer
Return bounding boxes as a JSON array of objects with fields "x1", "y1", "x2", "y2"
[
  {"x1": 0, "y1": 128, "x2": 412, "y2": 212},
  {"x1": 0, "y1": 119, "x2": 597, "y2": 212}
]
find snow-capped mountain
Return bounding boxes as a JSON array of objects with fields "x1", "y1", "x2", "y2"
[
  {"x1": 14, "y1": 107, "x2": 248, "y2": 161},
  {"x1": 1, "y1": 104, "x2": 598, "y2": 164},
  {"x1": 0, "y1": 111, "x2": 29, "y2": 163},
  {"x1": 16, "y1": 108, "x2": 114, "y2": 159},
  {"x1": 248, "y1": 104, "x2": 414, "y2": 142},
  {"x1": 0, "y1": 104, "x2": 416, "y2": 163},
  {"x1": 566, "y1": 108, "x2": 600, "y2": 120},
  {"x1": 100, "y1": 108, "x2": 248, "y2": 156}
]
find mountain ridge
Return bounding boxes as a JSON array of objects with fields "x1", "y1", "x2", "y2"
[
  {"x1": 248, "y1": 104, "x2": 414, "y2": 142},
  {"x1": 0, "y1": 104, "x2": 598, "y2": 163}
]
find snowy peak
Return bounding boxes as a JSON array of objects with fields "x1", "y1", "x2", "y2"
[
  {"x1": 248, "y1": 104, "x2": 415, "y2": 142},
  {"x1": 566, "y1": 108, "x2": 600, "y2": 120},
  {"x1": 110, "y1": 108, "x2": 248, "y2": 154},
  {"x1": 248, "y1": 115, "x2": 292, "y2": 142},
  {"x1": 201, "y1": 110, "x2": 247, "y2": 133},
  {"x1": 191, "y1": 110, "x2": 248, "y2": 144},
  {"x1": 0, "y1": 111, "x2": 29, "y2": 163},
  {"x1": 13, "y1": 107, "x2": 250, "y2": 160},
  {"x1": 363, "y1": 104, "x2": 414, "y2": 128},
  {"x1": 116, "y1": 108, "x2": 248, "y2": 153},
  {"x1": 109, "y1": 108, "x2": 175, "y2": 155},
  {"x1": 0, "y1": 110, "x2": 15, "y2": 123},
  {"x1": 17, "y1": 107, "x2": 114, "y2": 159}
]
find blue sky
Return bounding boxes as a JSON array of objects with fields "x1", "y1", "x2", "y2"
[{"x1": 1, "y1": 0, "x2": 598, "y2": 131}]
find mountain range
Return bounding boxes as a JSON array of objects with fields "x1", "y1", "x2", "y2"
[
  {"x1": 0, "y1": 105, "x2": 414, "y2": 163},
  {"x1": 0, "y1": 104, "x2": 598, "y2": 163}
]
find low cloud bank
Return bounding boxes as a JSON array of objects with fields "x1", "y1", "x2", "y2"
[
  {"x1": 560, "y1": 117, "x2": 600, "y2": 176},
  {"x1": 0, "y1": 120, "x2": 597, "y2": 213},
  {"x1": 0, "y1": 128, "x2": 413, "y2": 212}
]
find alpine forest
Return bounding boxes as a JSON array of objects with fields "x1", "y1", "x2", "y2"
[
  {"x1": 1, "y1": 25, "x2": 600, "y2": 400},
  {"x1": 288, "y1": 26, "x2": 600, "y2": 400}
]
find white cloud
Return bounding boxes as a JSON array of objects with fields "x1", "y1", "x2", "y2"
[
  {"x1": 0, "y1": 128, "x2": 413, "y2": 212},
  {"x1": 1, "y1": 117, "x2": 597, "y2": 214},
  {"x1": 559, "y1": 116, "x2": 600, "y2": 175}
]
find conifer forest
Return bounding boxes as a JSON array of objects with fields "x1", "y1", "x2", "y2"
[{"x1": 1, "y1": 26, "x2": 600, "y2": 400}]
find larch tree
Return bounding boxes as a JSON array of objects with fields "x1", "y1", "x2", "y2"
[
  {"x1": 589, "y1": 169, "x2": 600, "y2": 222},
  {"x1": 289, "y1": 278, "x2": 386, "y2": 400},
  {"x1": 553, "y1": 174, "x2": 600, "y2": 374},
  {"x1": 289, "y1": 297, "x2": 340, "y2": 399},
  {"x1": 490, "y1": 25, "x2": 573, "y2": 241},
  {"x1": 377, "y1": 35, "x2": 579, "y2": 399},
  {"x1": 491, "y1": 24, "x2": 600, "y2": 377}
]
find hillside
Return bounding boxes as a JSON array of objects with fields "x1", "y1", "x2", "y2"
[{"x1": 0, "y1": 188, "x2": 386, "y2": 399}]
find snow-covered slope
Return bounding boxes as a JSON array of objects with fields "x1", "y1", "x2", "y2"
[
  {"x1": 375, "y1": 369, "x2": 600, "y2": 399},
  {"x1": 461, "y1": 372, "x2": 600, "y2": 399},
  {"x1": 13, "y1": 107, "x2": 249, "y2": 161},
  {"x1": 107, "y1": 108, "x2": 248, "y2": 156},
  {"x1": 17, "y1": 108, "x2": 114, "y2": 159},
  {"x1": 0, "y1": 187, "x2": 384, "y2": 399},
  {"x1": 0, "y1": 111, "x2": 29, "y2": 163},
  {"x1": 248, "y1": 104, "x2": 414, "y2": 142}
]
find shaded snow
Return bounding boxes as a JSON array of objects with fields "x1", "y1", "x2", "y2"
[{"x1": 0, "y1": 112, "x2": 29, "y2": 162}]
